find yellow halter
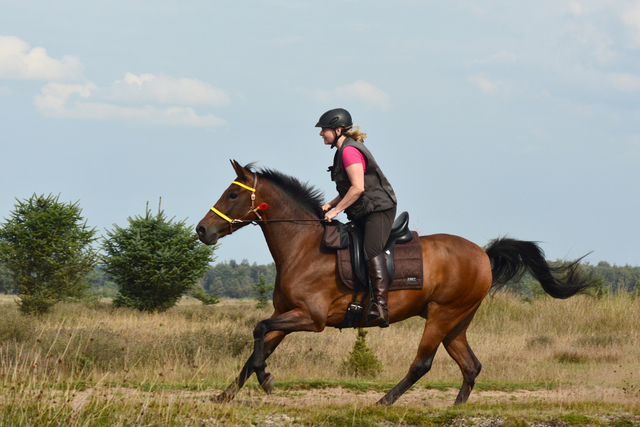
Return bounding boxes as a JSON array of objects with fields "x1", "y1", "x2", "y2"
[{"x1": 210, "y1": 174, "x2": 266, "y2": 233}]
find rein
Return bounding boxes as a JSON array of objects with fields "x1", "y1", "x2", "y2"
[{"x1": 210, "y1": 173, "x2": 326, "y2": 234}]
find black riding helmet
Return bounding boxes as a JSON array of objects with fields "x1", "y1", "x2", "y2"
[{"x1": 315, "y1": 108, "x2": 353, "y2": 130}]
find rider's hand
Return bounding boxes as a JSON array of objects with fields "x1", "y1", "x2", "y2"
[
  {"x1": 322, "y1": 203, "x2": 332, "y2": 212},
  {"x1": 324, "y1": 209, "x2": 338, "y2": 222}
]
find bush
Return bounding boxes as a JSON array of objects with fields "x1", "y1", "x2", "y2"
[
  {"x1": 252, "y1": 274, "x2": 274, "y2": 309},
  {"x1": 102, "y1": 206, "x2": 214, "y2": 312},
  {"x1": 0, "y1": 262, "x2": 14, "y2": 294},
  {"x1": 0, "y1": 194, "x2": 98, "y2": 314},
  {"x1": 190, "y1": 283, "x2": 220, "y2": 305},
  {"x1": 341, "y1": 328, "x2": 382, "y2": 378}
]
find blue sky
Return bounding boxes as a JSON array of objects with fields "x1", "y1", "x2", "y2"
[{"x1": 1, "y1": 0, "x2": 639, "y2": 266}]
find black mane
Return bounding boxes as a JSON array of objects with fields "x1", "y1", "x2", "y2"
[{"x1": 245, "y1": 164, "x2": 325, "y2": 218}]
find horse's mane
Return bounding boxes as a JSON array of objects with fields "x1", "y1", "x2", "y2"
[{"x1": 244, "y1": 163, "x2": 325, "y2": 219}]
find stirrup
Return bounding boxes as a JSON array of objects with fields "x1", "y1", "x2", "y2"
[{"x1": 367, "y1": 303, "x2": 389, "y2": 328}]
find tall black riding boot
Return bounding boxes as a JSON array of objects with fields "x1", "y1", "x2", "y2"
[{"x1": 366, "y1": 253, "x2": 390, "y2": 328}]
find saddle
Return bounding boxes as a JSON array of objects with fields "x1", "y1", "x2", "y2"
[
  {"x1": 336, "y1": 212, "x2": 423, "y2": 292},
  {"x1": 322, "y1": 212, "x2": 424, "y2": 329}
]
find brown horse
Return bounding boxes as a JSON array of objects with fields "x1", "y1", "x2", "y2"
[{"x1": 196, "y1": 160, "x2": 592, "y2": 405}]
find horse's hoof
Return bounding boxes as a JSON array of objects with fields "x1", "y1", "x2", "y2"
[
  {"x1": 261, "y1": 374, "x2": 275, "y2": 394},
  {"x1": 212, "y1": 393, "x2": 231, "y2": 403},
  {"x1": 376, "y1": 395, "x2": 394, "y2": 406}
]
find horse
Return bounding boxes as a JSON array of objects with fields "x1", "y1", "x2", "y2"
[{"x1": 196, "y1": 160, "x2": 593, "y2": 406}]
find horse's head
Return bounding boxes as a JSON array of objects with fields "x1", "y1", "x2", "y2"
[{"x1": 196, "y1": 160, "x2": 265, "y2": 245}]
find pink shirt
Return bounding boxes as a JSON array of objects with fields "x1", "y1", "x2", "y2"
[{"x1": 342, "y1": 146, "x2": 367, "y2": 172}]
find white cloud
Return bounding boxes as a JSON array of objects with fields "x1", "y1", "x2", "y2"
[
  {"x1": 0, "y1": 36, "x2": 83, "y2": 81},
  {"x1": 34, "y1": 82, "x2": 96, "y2": 112},
  {"x1": 0, "y1": 37, "x2": 230, "y2": 126},
  {"x1": 311, "y1": 80, "x2": 391, "y2": 109},
  {"x1": 568, "y1": 0, "x2": 585, "y2": 17},
  {"x1": 468, "y1": 74, "x2": 502, "y2": 94},
  {"x1": 622, "y1": 0, "x2": 640, "y2": 48},
  {"x1": 473, "y1": 50, "x2": 519, "y2": 65},
  {"x1": 608, "y1": 72, "x2": 640, "y2": 91},
  {"x1": 34, "y1": 81, "x2": 227, "y2": 127},
  {"x1": 259, "y1": 36, "x2": 306, "y2": 47},
  {"x1": 108, "y1": 73, "x2": 231, "y2": 106}
]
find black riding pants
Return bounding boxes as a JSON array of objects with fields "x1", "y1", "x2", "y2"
[{"x1": 355, "y1": 206, "x2": 397, "y2": 260}]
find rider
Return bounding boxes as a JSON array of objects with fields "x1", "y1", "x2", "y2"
[{"x1": 317, "y1": 108, "x2": 397, "y2": 328}]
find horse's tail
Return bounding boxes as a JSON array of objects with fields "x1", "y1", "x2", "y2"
[{"x1": 485, "y1": 237, "x2": 593, "y2": 299}]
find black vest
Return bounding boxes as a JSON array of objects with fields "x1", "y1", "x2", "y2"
[{"x1": 330, "y1": 138, "x2": 397, "y2": 220}]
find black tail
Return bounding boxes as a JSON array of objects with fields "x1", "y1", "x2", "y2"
[{"x1": 485, "y1": 238, "x2": 593, "y2": 299}]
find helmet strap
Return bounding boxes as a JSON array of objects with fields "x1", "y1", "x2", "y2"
[{"x1": 331, "y1": 127, "x2": 344, "y2": 149}]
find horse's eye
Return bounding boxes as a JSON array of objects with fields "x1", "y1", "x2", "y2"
[{"x1": 229, "y1": 193, "x2": 238, "y2": 200}]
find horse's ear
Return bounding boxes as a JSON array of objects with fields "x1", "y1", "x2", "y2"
[{"x1": 230, "y1": 160, "x2": 247, "y2": 180}]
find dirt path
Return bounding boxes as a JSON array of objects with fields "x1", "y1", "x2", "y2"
[
  {"x1": 258, "y1": 385, "x2": 640, "y2": 409},
  {"x1": 216, "y1": 384, "x2": 639, "y2": 418},
  {"x1": 69, "y1": 385, "x2": 640, "y2": 426}
]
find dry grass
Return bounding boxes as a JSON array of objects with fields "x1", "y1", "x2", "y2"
[{"x1": 0, "y1": 293, "x2": 639, "y2": 425}]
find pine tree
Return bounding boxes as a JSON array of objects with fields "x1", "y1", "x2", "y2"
[
  {"x1": 252, "y1": 274, "x2": 274, "y2": 309},
  {"x1": 102, "y1": 205, "x2": 214, "y2": 312},
  {"x1": 341, "y1": 328, "x2": 383, "y2": 377},
  {"x1": 0, "y1": 194, "x2": 98, "y2": 314}
]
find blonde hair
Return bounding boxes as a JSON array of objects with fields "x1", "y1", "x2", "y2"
[{"x1": 343, "y1": 125, "x2": 367, "y2": 142}]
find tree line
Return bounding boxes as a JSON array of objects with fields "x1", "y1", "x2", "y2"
[
  {"x1": 82, "y1": 257, "x2": 639, "y2": 300},
  {"x1": 83, "y1": 259, "x2": 277, "y2": 300},
  {"x1": 1, "y1": 194, "x2": 639, "y2": 313},
  {"x1": 496, "y1": 261, "x2": 640, "y2": 298}
]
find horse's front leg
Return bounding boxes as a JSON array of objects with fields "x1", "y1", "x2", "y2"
[
  {"x1": 254, "y1": 308, "x2": 326, "y2": 391},
  {"x1": 217, "y1": 307, "x2": 325, "y2": 402},
  {"x1": 214, "y1": 330, "x2": 287, "y2": 402}
]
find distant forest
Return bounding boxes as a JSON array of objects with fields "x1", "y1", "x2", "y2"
[
  {"x1": 78, "y1": 260, "x2": 278, "y2": 300},
  {"x1": 1, "y1": 259, "x2": 638, "y2": 300}
]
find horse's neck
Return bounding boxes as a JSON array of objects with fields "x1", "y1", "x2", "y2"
[{"x1": 259, "y1": 187, "x2": 323, "y2": 267}]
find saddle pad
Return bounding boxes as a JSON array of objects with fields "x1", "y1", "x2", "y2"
[{"x1": 337, "y1": 231, "x2": 423, "y2": 291}]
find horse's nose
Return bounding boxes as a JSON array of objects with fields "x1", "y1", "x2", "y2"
[{"x1": 196, "y1": 225, "x2": 206, "y2": 239}]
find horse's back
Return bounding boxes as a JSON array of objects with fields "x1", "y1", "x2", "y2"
[
  {"x1": 419, "y1": 234, "x2": 493, "y2": 305},
  {"x1": 388, "y1": 234, "x2": 491, "y2": 322}
]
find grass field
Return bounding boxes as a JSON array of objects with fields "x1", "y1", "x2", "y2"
[{"x1": 0, "y1": 293, "x2": 638, "y2": 426}]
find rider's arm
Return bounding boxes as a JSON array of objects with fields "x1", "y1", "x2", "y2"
[
  {"x1": 322, "y1": 195, "x2": 343, "y2": 212},
  {"x1": 329, "y1": 163, "x2": 365, "y2": 215}
]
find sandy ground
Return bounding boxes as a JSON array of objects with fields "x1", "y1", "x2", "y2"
[
  {"x1": 69, "y1": 385, "x2": 640, "y2": 426},
  {"x1": 259, "y1": 385, "x2": 640, "y2": 409}
]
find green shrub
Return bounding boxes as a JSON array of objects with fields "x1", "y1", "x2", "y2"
[
  {"x1": 0, "y1": 262, "x2": 14, "y2": 294},
  {"x1": 252, "y1": 274, "x2": 274, "y2": 309},
  {"x1": 0, "y1": 194, "x2": 98, "y2": 315},
  {"x1": 554, "y1": 351, "x2": 588, "y2": 364},
  {"x1": 102, "y1": 206, "x2": 214, "y2": 312},
  {"x1": 575, "y1": 334, "x2": 622, "y2": 348},
  {"x1": 526, "y1": 335, "x2": 554, "y2": 349},
  {"x1": 341, "y1": 328, "x2": 382, "y2": 378},
  {"x1": 190, "y1": 283, "x2": 220, "y2": 306}
]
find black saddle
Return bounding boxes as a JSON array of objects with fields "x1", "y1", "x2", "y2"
[
  {"x1": 336, "y1": 211, "x2": 413, "y2": 329},
  {"x1": 348, "y1": 211, "x2": 413, "y2": 287},
  {"x1": 383, "y1": 211, "x2": 413, "y2": 283}
]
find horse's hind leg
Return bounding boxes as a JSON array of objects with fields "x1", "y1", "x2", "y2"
[
  {"x1": 377, "y1": 306, "x2": 451, "y2": 406},
  {"x1": 443, "y1": 327, "x2": 481, "y2": 404},
  {"x1": 377, "y1": 346, "x2": 439, "y2": 406}
]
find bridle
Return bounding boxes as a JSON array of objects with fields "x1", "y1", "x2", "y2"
[
  {"x1": 210, "y1": 173, "x2": 326, "y2": 234},
  {"x1": 210, "y1": 173, "x2": 266, "y2": 234}
]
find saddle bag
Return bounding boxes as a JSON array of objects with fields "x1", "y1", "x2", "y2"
[{"x1": 322, "y1": 221, "x2": 350, "y2": 249}]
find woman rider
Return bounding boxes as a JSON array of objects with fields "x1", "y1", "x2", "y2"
[{"x1": 317, "y1": 108, "x2": 397, "y2": 328}]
